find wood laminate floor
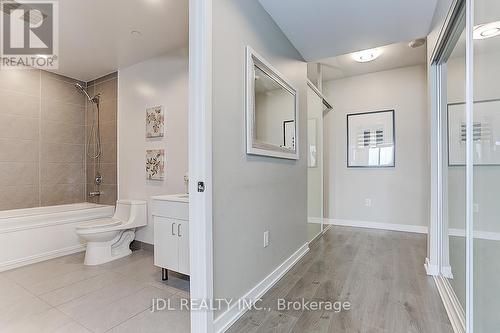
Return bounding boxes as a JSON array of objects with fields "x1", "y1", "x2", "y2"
[{"x1": 228, "y1": 226, "x2": 453, "y2": 333}]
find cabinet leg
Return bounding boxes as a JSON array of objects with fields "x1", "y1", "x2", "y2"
[{"x1": 162, "y1": 268, "x2": 168, "y2": 281}]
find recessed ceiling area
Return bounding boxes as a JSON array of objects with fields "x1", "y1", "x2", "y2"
[
  {"x1": 52, "y1": 0, "x2": 188, "y2": 81},
  {"x1": 319, "y1": 40, "x2": 427, "y2": 82},
  {"x1": 257, "y1": 0, "x2": 438, "y2": 61}
]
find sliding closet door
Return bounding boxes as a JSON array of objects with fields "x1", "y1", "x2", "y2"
[
  {"x1": 307, "y1": 86, "x2": 324, "y2": 241},
  {"x1": 445, "y1": 27, "x2": 467, "y2": 313},
  {"x1": 473, "y1": 1, "x2": 500, "y2": 331}
]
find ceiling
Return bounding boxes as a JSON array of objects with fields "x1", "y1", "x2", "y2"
[
  {"x1": 319, "y1": 39, "x2": 427, "y2": 81},
  {"x1": 49, "y1": 0, "x2": 188, "y2": 81},
  {"x1": 258, "y1": 0, "x2": 438, "y2": 61}
]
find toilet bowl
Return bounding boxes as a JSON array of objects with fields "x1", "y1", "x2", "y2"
[{"x1": 76, "y1": 200, "x2": 147, "y2": 265}]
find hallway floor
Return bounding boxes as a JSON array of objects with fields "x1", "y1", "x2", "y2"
[{"x1": 229, "y1": 226, "x2": 453, "y2": 333}]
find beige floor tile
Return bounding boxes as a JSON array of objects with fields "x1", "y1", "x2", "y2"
[
  {"x1": 2, "y1": 307, "x2": 73, "y2": 333},
  {"x1": 108, "y1": 294, "x2": 190, "y2": 333},
  {"x1": 75, "y1": 286, "x2": 174, "y2": 333},
  {"x1": 39, "y1": 271, "x2": 125, "y2": 306},
  {"x1": 0, "y1": 276, "x2": 33, "y2": 309},
  {"x1": 24, "y1": 265, "x2": 108, "y2": 295},
  {"x1": 3, "y1": 253, "x2": 87, "y2": 286},
  {"x1": 0, "y1": 293, "x2": 52, "y2": 331},
  {"x1": 53, "y1": 320, "x2": 92, "y2": 333},
  {"x1": 58, "y1": 276, "x2": 150, "y2": 319},
  {"x1": 99, "y1": 250, "x2": 152, "y2": 270},
  {"x1": 110, "y1": 251, "x2": 190, "y2": 294}
]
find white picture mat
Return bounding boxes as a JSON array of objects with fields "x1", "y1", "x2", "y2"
[
  {"x1": 448, "y1": 100, "x2": 500, "y2": 166},
  {"x1": 347, "y1": 110, "x2": 395, "y2": 167}
]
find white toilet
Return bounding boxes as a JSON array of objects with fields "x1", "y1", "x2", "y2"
[{"x1": 76, "y1": 200, "x2": 147, "y2": 265}]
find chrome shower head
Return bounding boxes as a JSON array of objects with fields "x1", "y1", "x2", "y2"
[{"x1": 74, "y1": 83, "x2": 93, "y2": 102}]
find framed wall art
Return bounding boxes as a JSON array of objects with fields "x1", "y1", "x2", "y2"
[
  {"x1": 347, "y1": 110, "x2": 395, "y2": 168},
  {"x1": 146, "y1": 149, "x2": 165, "y2": 180},
  {"x1": 146, "y1": 106, "x2": 164, "y2": 138},
  {"x1": 448, "y1": 99, "x2": 500, "y2": 166}
]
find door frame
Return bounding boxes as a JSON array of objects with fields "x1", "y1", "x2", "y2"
[
  {"x1": 428, "y1": 0, "x2": 473, "y2": 332},
  {"x1": 189, "y1": 0, "x2": 214, "y2": 332}
]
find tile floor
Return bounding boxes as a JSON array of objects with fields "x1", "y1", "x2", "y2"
[{"x1": 0, "y1": 250, "x2": 190, "y2": 333}]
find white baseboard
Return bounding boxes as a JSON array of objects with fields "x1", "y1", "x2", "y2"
[
  {"x1": 0, "y1": 244, "x2": 86, "y2": 272},
  {"x1": 213, "y1": 243, "x2": 309, "y2": 333},
  {"x1": 320, "y1": 218, "x2": 428, "y2": 234},
  {"x1": 433, "y1": 274, "x2": 465, "y2": 333},
  {"x1": 449, "y1": 228, "x2": 500, "y2": 241}
]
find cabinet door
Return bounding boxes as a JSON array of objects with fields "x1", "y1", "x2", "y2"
[
  {"x1": 154, "y1": 216, "x2": 179, "y2": 271},
  {"x1": 177, "y1": 219, "x2": 190, "y2": 275}
]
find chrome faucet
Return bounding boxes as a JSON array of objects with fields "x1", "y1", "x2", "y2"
[{"x1": 89, "y1": 191, "x2": 101, "y2": 197}]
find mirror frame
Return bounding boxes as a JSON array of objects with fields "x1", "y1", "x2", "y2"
[{"x1": 245, "y1": 46, "x2": 299, "y2": 160}]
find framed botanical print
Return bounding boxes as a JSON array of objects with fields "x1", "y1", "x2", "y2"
[
  {"x1": 146, "y1": 106, "x2": 164, "y2": 138},
  {"x1": 146, "y1": 149, "x2": 165, "y2": 180}
]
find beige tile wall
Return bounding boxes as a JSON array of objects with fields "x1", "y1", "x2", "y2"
[
  {"x1": 0, "y1": 69, "x2": 117, "y2": 210},
  {"x1": 0, "y1": 69, "x2": 42, "y2": 210},
  {"x1": 86, "y1": 73, "x2": 118, "y2": 206}
]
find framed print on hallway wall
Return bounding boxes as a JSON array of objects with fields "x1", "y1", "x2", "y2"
[{"x1": 347, "y1": 110, "x2": 395, "y2": 168}]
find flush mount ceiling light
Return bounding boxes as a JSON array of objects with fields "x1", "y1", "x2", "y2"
[
  {"x1": 351, "y1": 48, "x2": 382, "y2": 63},
  {"x1": 409, "y1": 38, "x2": 426, "y2": 48},
  {"x1": 474, "y1": 21, "x2": 500, "y2": 40}
]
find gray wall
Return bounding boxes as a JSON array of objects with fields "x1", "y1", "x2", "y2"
[
  {"x1": 323, "y1": 65, "x2": 429, "y2": 227},
  {"x1": 212, "y1": 0, "x2": 307, "y2": 318},
  {"x1": 0, "y1": 69, "x2": 87, "y2": 210}
]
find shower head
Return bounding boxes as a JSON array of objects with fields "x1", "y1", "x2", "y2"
[
  {"x1": 75, "y1": 83, "x2": 100, "y2": 104},
  {"x1": 74, "y1": 83, "x2": 93, "y2": 102}
]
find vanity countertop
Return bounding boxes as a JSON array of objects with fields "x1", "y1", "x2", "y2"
[{"x1": 151, "y1": 193, "x2": 189, "y2": 203}]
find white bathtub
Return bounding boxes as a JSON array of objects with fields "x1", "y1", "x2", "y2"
[{"x1": 0, "y1": 203, "x2": 115, "y2": 272}]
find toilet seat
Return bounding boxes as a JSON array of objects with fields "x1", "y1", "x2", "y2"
[{"x1": 77, "y1": 218, "x2": 123, "y2": 230}]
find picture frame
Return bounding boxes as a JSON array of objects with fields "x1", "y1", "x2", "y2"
[
  {"x1": 283, "y1": 120, "x2": 295, "y2": 150},
  {"x1": 447, "y1": 99, "x2": 500, "y2": 166},
  {"x1": 307, "y1": 118, "x2": 318, "y2": 168},
  {"x1": 146, "y1": 106, "x2": 164, "y2": 138},
  {"x1": 347, "y1": 110, "x2": 395, "y2": 168},
  {"x1": 146, "y1": 149, "x2": 165, "y2": 180}
]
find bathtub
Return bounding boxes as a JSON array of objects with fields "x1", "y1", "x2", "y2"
[{"x1": 0, "y1": 203, "x2": 115, "y2": 272}]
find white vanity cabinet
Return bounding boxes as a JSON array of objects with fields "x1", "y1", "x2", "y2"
[{"x1": 151, "y1": 194, "x2": 189, "y2": 276}]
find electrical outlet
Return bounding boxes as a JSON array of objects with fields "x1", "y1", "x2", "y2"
[
  {"x1": 365, "y1": 198, "x2": 372, "y2": 207},
  {"x1": 264, "y1": 230, "x2": 270, "y2": 248}
]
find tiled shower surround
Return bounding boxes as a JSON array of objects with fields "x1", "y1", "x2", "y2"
[
  {"x1": 0, "y1": 69, "x2": 117, "y2": 210},
  {"x1": 86, "y1": 73, "x2": 118, "y2": 205}
]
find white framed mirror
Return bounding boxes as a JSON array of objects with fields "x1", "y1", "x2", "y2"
[{"x1": 245, "y1": 46, "x2": 299, "y2": 160}]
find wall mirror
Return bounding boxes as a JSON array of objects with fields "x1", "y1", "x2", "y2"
[{"x1": 246, "y1": 46, "x2": 299, "y2": 160}]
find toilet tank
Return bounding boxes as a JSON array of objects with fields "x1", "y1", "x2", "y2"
[{"x1": 113, "y1": 200, "x2": 147, "y2": 227}]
